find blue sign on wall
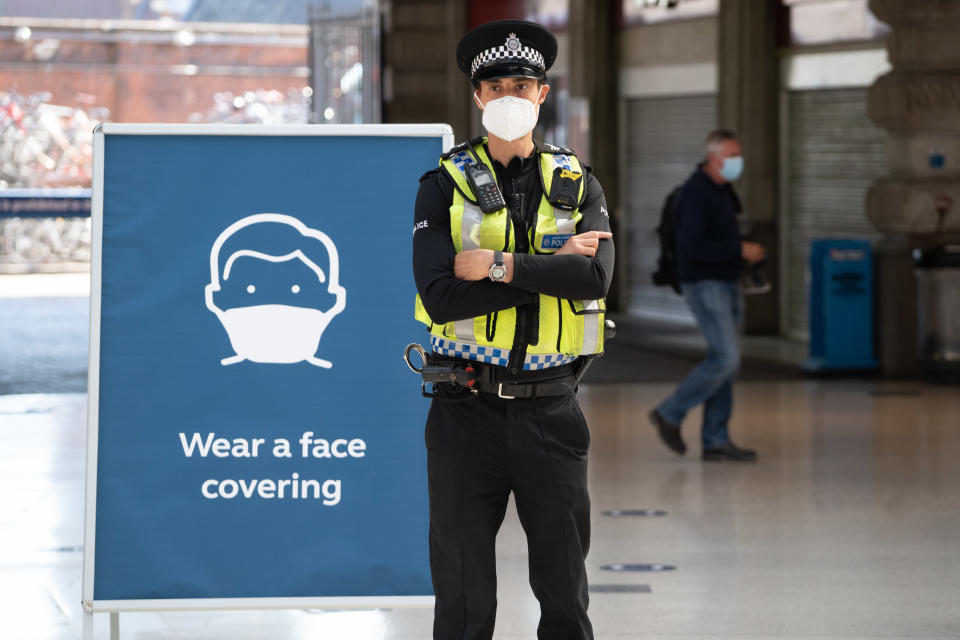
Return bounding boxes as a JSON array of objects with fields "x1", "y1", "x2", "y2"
[{"x1": 83, "y1": 124, "x2": 452, "y2": 609}]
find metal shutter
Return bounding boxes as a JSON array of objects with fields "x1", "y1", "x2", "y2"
[
  {"x1": 624, "y1": 94, "x2": 716, "y2": 322},
  {"x1": 783, "y1": 88, "x2": 886, "y2": 339}
]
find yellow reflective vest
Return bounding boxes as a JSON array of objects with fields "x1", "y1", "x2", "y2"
[{"x1": 415, "y1": 138, "x2": 606, "y2": 366}]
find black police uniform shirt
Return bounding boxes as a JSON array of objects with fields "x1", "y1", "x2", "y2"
[{"x1": 412, "y1": 141, "x2": 614, "y2": 331}]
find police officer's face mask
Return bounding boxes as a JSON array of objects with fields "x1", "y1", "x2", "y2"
[{"x1": 475, "y1": 88, "x2": 544, "y2": 142}]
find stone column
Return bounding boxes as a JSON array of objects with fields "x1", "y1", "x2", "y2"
[
  {"x1": 717, "y1": 0, "x2": 780, "y2": 334},
  {"x1": 866, "y1": 0, "x2": 960, "y2": 376},
  {"x1": 381, "y1": 0, "x2": 471, "y2": 140},
  {"x1": 568, "y1": 0, "x2": 622, "y2": 310}
]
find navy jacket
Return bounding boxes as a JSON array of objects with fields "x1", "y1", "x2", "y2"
[{"x1": 673, "y1": 165, "x2": 742, "y2": 283}]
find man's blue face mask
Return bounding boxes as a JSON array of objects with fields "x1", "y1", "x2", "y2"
[{"x1": 720, "y1": 155, "x2": 744, "y2": 182}]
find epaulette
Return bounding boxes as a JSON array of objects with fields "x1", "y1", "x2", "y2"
[
  {"x1": 440, "y1": 136, "x2": 485, "y2": 160},
  {"x1": 536, "y1": 140, "x2": 576, "y2": 156},
  {"x1": 440, "y1": 141, "x2": 470, "y2": 161},
  {"x1": 418, "y1": 167, "x2": 442, "y2": 183}
]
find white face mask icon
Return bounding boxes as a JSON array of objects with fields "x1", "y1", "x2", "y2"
[{"x1": 205, "y1": 213, "x2": 346, "y2": 368}]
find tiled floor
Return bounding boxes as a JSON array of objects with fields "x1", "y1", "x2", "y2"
[
  {"x1": 3, "y1": 379, "x2": 959, "y2": 639},
  {"x1": 0, "y1": 274, "x2": 90, "y2": 395}
]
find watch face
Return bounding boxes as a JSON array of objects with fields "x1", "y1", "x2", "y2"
[{"x1": 490, "y1": 265, "x2": 507, "y2": 281}]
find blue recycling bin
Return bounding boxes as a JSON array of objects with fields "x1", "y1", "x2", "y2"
[{"x1": 804, "y1": 239, "x2": 879, "y2": 371}]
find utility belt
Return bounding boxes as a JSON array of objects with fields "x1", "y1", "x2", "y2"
[
  {"x1": 404, "y1": 320, "x2": 615, "y2": 402},
  {"x1": 403, "y1": 345, "x2": 581, "y2": 400}
]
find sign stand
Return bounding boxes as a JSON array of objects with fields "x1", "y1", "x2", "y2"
[{"x1": 79, "y1": 611, "x2": 117, "y2": 640}]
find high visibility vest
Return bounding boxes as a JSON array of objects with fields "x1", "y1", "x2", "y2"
[{"x1": 414, "y1": 138, "x2": 606, "y2": 365}]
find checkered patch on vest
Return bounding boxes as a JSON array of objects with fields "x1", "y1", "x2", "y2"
[
  {"x1": 552, "y1": 154, "x2": 573, "y2": 171},
  {"x1": 449, "y1": 150, "x2": 475, "y2": 173},
  {"x1": 430, "y1": 337, "x2": 576, "y2": 371}
]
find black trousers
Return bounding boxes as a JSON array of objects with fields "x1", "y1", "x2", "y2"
[{"x1": 426, "y1": 390, "x2": 593, "y2": 640}]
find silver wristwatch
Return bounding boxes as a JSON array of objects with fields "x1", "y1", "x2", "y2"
[{"x1": 488, "y1": 250, "x2": 507, "y2": 282}]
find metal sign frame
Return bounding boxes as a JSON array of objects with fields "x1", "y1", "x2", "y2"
[{"x1": 82, "y1": 123, "x2": 453, "y2": 635}]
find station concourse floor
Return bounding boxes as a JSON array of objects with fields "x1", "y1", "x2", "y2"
[
  {"x1": 2, "y1": 273, "x2": 960, "y2": 639},
  {"x1": 3, "y1": 381, "x2": 960, "y2": 640}
]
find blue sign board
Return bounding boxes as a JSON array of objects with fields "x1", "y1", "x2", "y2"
[{"x1": 83, "y1": 124, "x2": 452, "y2": 611}]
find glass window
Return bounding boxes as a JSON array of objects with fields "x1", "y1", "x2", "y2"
[
  {"x1": 784, "y1": 0, "x2": 889, "y2": 46},
  {"x1": 622, "y1": 0, "x2": 718, "y2": 26},
  {"x1": 524, "y1": 0, "x2": 569, "y2": 29}
]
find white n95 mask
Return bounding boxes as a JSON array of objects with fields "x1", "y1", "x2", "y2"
[{"x1": 476, "y1": 94, "x2": 540, "y2": 142}]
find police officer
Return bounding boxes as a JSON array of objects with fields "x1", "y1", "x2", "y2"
[{"x1": 411, "y1": 19, "x2": 614, "y2": 640}]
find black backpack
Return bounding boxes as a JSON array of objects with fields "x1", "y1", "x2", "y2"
[{"x1": 651, "y1": 186, "x2": 682, "y2": 294}]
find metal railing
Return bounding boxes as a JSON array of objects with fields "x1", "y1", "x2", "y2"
[{"x1": 308, "y1": 3, "x2": 381, "y2": 124}]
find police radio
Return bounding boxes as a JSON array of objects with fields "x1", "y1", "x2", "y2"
[{"x1": 465, "y1": 163, "x2": 506, "y2": 213}]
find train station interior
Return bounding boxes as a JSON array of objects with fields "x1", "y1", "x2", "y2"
[{"x1": 2, "y1": 0, "x2": 960, "y2": 638}]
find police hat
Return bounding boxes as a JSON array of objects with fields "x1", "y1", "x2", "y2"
[{"x1": 456, "y1": 19, "x2": 558, "y2": 83}]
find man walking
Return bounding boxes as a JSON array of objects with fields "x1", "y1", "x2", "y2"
[{"x1": 650, "y1": 129, "x2": 763, "y2": 462}]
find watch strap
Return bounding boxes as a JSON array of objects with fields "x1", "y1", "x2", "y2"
[{"x1": 489, "y1": 250, "x2": 506, "y2": 282}]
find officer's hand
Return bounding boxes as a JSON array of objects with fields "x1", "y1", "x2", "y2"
[
  {"x1": 454, "y1": 249, "x2": 514, "y2": 282},
  {"x1": 742, "y1": 241, "x2": 766, "y2": 264},
  {"x1": 556, "y1": 231, "x2": 613, "y2": 257}
]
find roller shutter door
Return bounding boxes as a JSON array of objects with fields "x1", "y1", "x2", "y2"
[
  {"x1": 624, "y1": 94, "x2": 716, "y2": 322},
  {"x1": 784, "y1": 88, "x2": 886, "y2": 339}
]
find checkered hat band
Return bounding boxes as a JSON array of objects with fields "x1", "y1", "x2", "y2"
[{"x1": 471, "y1": 44, "x2": 545, "y2": 77}]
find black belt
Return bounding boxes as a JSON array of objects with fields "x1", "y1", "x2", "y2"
[
  {"x1": 428, "y1": 356, "x2": 577, "y2": 383},
  {"x1": 473, "y1": 376, "x2": 577, "y2": 399},
  {"x1": 419, "y1": 353, "x2": 580, "y2": 400}
]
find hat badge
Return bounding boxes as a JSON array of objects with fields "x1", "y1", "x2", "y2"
[{"x1": 505, "y1": 32, "x2": 521, "y2": 51}]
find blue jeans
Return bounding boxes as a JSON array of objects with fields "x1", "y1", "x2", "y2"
[{"x1": 657, "y1": 279, "x2": 741, "y2": 448}]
